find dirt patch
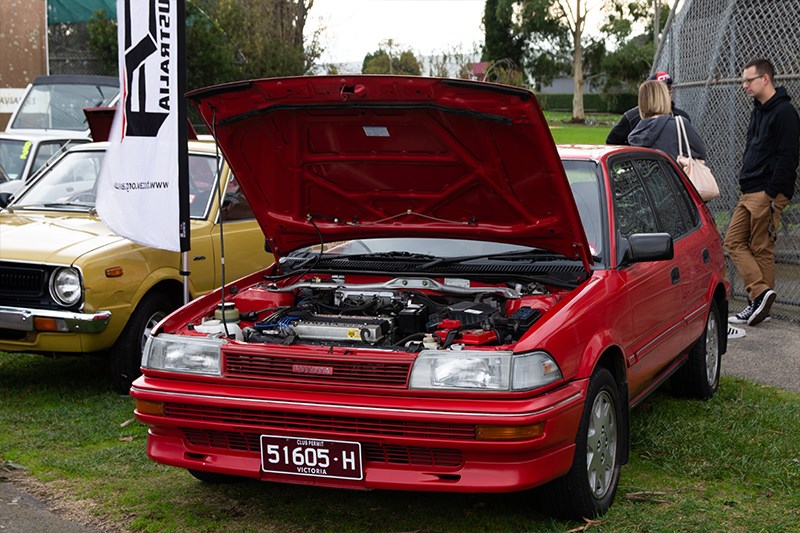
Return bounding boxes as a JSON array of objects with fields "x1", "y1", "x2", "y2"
[{"x1": 1, "y1": 462, "x2": 126, "y2": 532}]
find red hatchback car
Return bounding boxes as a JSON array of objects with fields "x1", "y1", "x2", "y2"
[{"x1": 130, "y1": 76, "x2": 729, "y2": 518}]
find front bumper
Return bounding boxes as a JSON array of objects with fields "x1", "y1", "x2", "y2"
[
  {"x1": 0, "y1": 306, "x2": 111, "y2": 333},
  {"x1": 131, "y1": 377, "x2": 588, "y2": 493}
]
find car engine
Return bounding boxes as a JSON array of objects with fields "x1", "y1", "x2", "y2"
[{"x1": 221, "y1": 277, "x2": 556, "y2": 351}]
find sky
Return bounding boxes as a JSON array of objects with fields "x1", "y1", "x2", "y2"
[{"x1": 304, "y1": 0, "x2": 486, "y2": 68}]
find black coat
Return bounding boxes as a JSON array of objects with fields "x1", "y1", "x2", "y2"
[
  {"x1": 739, "y1": 86, "x2": 800, "y2": 199},
  {"x1": 606, "y1": 104, "x2": 691, "y2": 145}
]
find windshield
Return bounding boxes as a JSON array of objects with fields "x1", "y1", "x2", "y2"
[
  {"x1": 563, "y1": 160, "x2": 604, "y2": 259},
  {"x1": 0, "y1": 139, "x2": 29, "y2": 180},
  {"x1": 10, "y1": 83, "x2": 118, "y2": 131},
  {"x1": 289, "y1": 238, "x2": 534, "y2": 258},
  {"x1": 12, "y1": 149, "x2": 222, "y2": 218},
  {"x1": 13, "y1": 151, "x2": 105, "y2": 208}
]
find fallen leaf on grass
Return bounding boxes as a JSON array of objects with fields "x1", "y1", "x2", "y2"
[
  {"x1": 623, "y1": 491, "x2": 670, "y2": 504},
  {"x1": 119, "y1": 436, "x2": 134, "y2": 442},
  {"x1": 120, "y1": 418, "x2": 135, "y2": 428},
  {"x1": 565, "y1": 518, "x2": 608, "y2": 532}
]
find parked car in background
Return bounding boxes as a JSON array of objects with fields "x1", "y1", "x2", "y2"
[
  {"x1": 5, "y1": 75, "x2": 119, "y2": 136},
  {"x1": 0, "y1": 132, "x2": 89, "y2": 198},
  {"x1": 0, "y1": 140, "x2": 273, "y2": 392},
  {"x1": 0, "y1": 75, "x2": 120, "y2": 199},
  {"x1": 130, "y1": 76, "x2": 730, "y2": 519}
]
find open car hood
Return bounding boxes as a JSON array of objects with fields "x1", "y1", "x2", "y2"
[{"x1": 189, "y1": 76, "x2": 592, "y2": 270}]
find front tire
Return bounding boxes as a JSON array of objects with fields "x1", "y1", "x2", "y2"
[
  {"x1": 109, "y1": 292, "x2": 175, "y2": 393},
  {"x1": 671, "y1": 300, "x2": 721, "y2": 400},
  {"x1": 546, "y1": 367, "x2": 623, "y2": 519}
]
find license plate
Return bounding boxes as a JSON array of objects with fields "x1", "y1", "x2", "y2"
[{"x1": 260, "y1": 435, "x2": 363, "y2": 480}]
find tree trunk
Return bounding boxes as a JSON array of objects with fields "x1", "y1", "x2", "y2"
[{"x1": 571, "y1": 25, "x2": 585, "y2": 123}]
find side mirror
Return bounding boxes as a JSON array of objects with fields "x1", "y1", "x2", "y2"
[
  {"x1": 0, "y1": 192, "x2": 12, "y2": 208},
  {"x1": 618, "y1": 232, "x2": 674, "y2": 265}
]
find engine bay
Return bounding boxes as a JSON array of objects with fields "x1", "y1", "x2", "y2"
[{"x1": 189, "y1": 276, "x2": 564, "y2": 351}]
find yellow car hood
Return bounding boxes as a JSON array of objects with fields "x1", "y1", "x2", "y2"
[{"x1": 0, "y1": 211, "x2": 125, "y2": 265}]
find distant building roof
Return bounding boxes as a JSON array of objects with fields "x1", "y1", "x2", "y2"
[{"x1": 471, "y1": 61, "x2": 489, "y2": 79}]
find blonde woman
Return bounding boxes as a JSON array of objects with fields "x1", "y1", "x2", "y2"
[{"x1": 628, "y1": 80, "x2": 707, "y2": 161}]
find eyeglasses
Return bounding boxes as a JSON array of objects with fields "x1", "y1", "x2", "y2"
[{"x1": 742, "y1": 74, "x2": 764, "y2": 85}]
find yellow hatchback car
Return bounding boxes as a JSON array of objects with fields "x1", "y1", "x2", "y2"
[{"x1": 0, "y1": 140, "x2": 273, "y2": 391}]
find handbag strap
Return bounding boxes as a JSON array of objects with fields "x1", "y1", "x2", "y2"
[{"x1": 676, "y1": 115, "x2": 692, "y2": 159}]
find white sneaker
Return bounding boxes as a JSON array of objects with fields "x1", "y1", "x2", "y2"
[
  {"x1": 727, "y1": 325, "x2": 746, "y2": 339},
  {"x1": 729, "y1": 300, "x2": 754, "y2": 324}
]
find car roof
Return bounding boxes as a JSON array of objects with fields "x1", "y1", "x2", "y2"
[{"x1": 557, "y1": 144, "x2": 668, "y2": 161}]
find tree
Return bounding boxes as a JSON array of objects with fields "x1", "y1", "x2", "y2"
[
  {"x1": 600, "y1": 2, "x2": 671, "y2": 94},
  {"x1": 87, "y1": 9, "x2": 118, "y2": 75},
  {"x1": 512, "y1": 0, "x2": 608, "y2": 123},
  {"x1": 362, "y1": 40, "x2": 421, "y2": 75},
  {"x1": 214, "y1": 0, "x2": 321, "y2": 78},
  {"x1": 506, "y1": 0, "x2": 656, "y2": 122},
  {"x1": 88, "y1": 1, "x2": 323, "y2": 87},
  {"x1": 86, "y1": 4, "x2": 242, "y2": 89},
  {"x1": 482, "y1": 0, "x2": 524, "y2": 66}
]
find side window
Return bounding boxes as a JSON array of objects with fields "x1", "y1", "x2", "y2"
[
  {"x1": 633, "y1": 159, "x2": 690, "y2": 238},
  {"x1": 611, "y1": 160, "x2": 657, "y2": 238},
  {"x1": 188, "y1": 154, "x2": 217, "y2": 218},
  {"x1": 220, "y1": 174, "x2": 255, "y2": 222},
  {"x1": 662, "y1": 161, "x2": 700, "y2": 228},
  {"x1": 31, "y1": 141, "x2": 67, "y2": 176}
]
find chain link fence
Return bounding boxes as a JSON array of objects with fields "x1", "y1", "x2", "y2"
[
  {"x1": 48, "y1": 23, "x2": 107, "y2": 75},
  {"x1": 655, "y1": 0, "x2": 800, "y2": 322}
]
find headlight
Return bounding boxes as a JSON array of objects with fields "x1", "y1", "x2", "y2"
[
  {"x1": 141, "y1": 334, "x2": 225, "y2": 376},
  {"x1": 409, "y1": 350, "x2": 562, "y2": 391},
  {"x1": 49, "y1": 267, "x2": 82, "y2": 306}
]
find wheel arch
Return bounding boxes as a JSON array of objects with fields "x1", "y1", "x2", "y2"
[
  {"x1": 713, "y1": 282, "x2": 728, "y2": 355},
  {"x1": 135, "y1": 278, "x2": 184, "y2": 313},
  {"x1": 593, "y1": 346, "x2": 630, "y2": 465}
]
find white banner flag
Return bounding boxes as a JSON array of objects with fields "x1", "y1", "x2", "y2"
[{"x1": 97, "y1": 0, "x2": 186, "y2": 252}]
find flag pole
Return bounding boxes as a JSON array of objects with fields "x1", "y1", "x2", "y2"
[{"x1": 176, "y1": 0, "x2": 191, "y2": 304}]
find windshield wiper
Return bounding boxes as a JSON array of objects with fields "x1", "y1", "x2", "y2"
[
  {"x1": 419, "y1": 249, "x2": 565, "y2": 269},
  {"x1": 332, "y1": 251, "x2": 439, "y2": 261},
  {"x1": 17, "y1": 202, "x2": 90, "y2": 210}
]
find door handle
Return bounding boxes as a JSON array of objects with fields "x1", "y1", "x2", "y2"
[
  {"x1": 193, "y1": 255, "x2": 206, "y2": 261},
  {"x1": 702, "y1": 248, "x2": 710, "y2": 263},
  {"x1": 671, "y1": 267, "x2": 680, "y2": 285}
]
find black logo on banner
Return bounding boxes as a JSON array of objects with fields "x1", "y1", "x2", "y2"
[{"x1": 123, "y1": 0, "x2": 172, "y2": 137}]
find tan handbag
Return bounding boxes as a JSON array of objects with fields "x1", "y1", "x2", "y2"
[{"x1": 676, "y1": 116, "x2": 720, "y2": 201}]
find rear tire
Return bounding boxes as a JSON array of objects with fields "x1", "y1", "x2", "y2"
[
  {"x1": 188, "y1": 469, "x2": 244, "y2": 484},
  {"x1": 545, "y1": 367, "x2": 623, "y2": 519},
  {"x1": 109, "y1": 292, "x2": 175, "y2": 393},
  {"x1": 671, "y1": 300, "x2": 721, "y2": 400}
]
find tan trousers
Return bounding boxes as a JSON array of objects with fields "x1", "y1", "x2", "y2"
[{"x1": 724, "y1": 191, "x2": 790, "y2": 300}]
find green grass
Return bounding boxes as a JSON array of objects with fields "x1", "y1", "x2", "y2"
[
  {"x1": 2, "y1": 351, "x2": 799, "y2": 532},
  {"x1": 545, "y1": 110, "x2": 617, "y2": 145}
]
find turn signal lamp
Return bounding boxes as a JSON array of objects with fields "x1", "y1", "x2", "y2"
[
  {"x1": 135, "y1": 399, "x2": 166, "y2": 416},
  {"x1": 105, "y1": 267, "x2": 124, "y2": 278},
  {"x1": 33, "y1": 317, "x2": 68, "y2": 332},
  {"x1": 475, "y1": 423, "x2": 545, "y2": 441}
]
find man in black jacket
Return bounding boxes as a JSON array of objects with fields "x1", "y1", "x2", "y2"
[
  {"x1": 606, "y1": 71, "x2": 691, "y2": 145},
  {"x1": 725, "y1": 58, "x2": 800, "y2": 326}
]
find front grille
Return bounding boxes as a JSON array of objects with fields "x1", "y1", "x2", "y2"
[
  {"x1": 165, "y1": 403, "x2": 476, "y2": 440},
  {"x1": 224, "y1": 352, "x2": 412, "y2": 387},
  {"x1": 0, "y1": 265, "x2": 45, "y2": 297},
  {"x1": 181, "y1": 428, "x2": 463, "y2": 467}
]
